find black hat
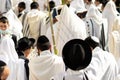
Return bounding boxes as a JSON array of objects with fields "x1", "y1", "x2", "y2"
[
  {"x1": 62, "y1": 39, "x2": 92, "y2": 70},
  {"x1": 17, "y1": 37, "x2": 35, "y2": 51}
]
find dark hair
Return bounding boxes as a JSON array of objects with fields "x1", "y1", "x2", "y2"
[
  {"x1": 0, "y1": 60, "x2": 6, "y2": 78},
  {"x1": 88, "y1": 0, "x2": 92, "y2": 2},
  {"x1": 101, "y1": 0, "x2": 109, "y2": 7},
  {"x1": 18, "y1": 2, "x2": 26, "y2": 9},
  {"x1": 17, "y1": 37, "x2": 35, "y2": 51},
  {"x1": 49, "y1": 1, "x2": 55, "y2": 11},
  {"x1": 37, "y1": 35, "x2": 51, "y2": 51},
  {"x1": 30, "y1": 2, "x2": 39, "y2": 9},
  {"x1": 0, "y1": 16, "x2": 9, "y2": 24},
  {"x1": 85, "y1": 36, "x2": 100, "y2": 49}
]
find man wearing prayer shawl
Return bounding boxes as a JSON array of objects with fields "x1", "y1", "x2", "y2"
[
  {"x1": 85, "y1": 4, "x2": 108, "y2": 50},
  {"x1": 51, "y1": 39, "x2": 95, "y2": 80},
  {"x1": 0, "y1": 0, "x2": 23, "y2": 40},
  {"x1": 29, "y1": 35, "x2": 65, "y2": 80},
  {"x1": 46, "y1": 5, "x2": 87, "y2": 56},
  {"x1": 0, "y1": 16, "x2": 26, "y2": 80},
  {"x1": 84, "y1": 36, "x2": 118, "y2": 80},
  {"x1": 23, "y1": 2, "x2": 47, "y2": 43},
  {"x1": 70, "y1": 0, "x2": 86, "y2": 12},
  {"x1": 102, "y1": 0, "x2": 120, "y2": 60}
]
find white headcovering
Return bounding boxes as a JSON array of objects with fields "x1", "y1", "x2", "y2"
[
  {"x1": 0, "y1": 35, "x2": 18, "y2": 62},
  {"x1": 70, "y1": 0, "x2": 87, "y2": 12},
  {"x1": 2, "y1": 9, "x2": 23, "y2": 40},
  {"x1": 102, "y1": 0, "x2": 119, "y2": 33},
  {"x1": 55, "y1": 5, "x2": 87, "y2": 55},
  {"x1": 86, "y1": 4, "x2": 103, "y2": 25}
]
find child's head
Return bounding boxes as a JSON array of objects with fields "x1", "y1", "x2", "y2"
[{"x1": 0, "y1": 16, "x2": 9, "y2": 31}]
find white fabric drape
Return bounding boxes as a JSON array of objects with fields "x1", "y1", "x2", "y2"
[
  {"x1": 0, "y1": 35, "x2": 26, "y2": 80},
  {"x1": 85, "y1": 47, "x2": 118, "y2": 80},
  {"x1": 46, "y1": 5, "x2": 87, "y2": 56},
  {"x1": 102, "y1": 0, "x2": 120, "y2": 60},
  {"x1": 3, "y1": 9, "x2": 23, "y2": 40},
  {"x1": 23, "y1": 9, "x2": 47, "y2": 43},
  {"x1": 70, "y1": 0, "x2": 86, "y2": 12},
  {"x1": 29, "y1": 50, "x2": 65, "y2": 80},
  {"x1": 85, "y1": 4, "x2": 108, "y2": 50}
]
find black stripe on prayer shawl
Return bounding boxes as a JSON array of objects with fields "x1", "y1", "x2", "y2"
[
  {"x1": 23, "y1": 24, "x2": 30, "y2": 37},
  {"x1": 84, "y1": 72, "x2": 89, "y2": 80},
  {"x1": 22, "y1": 12, "x2": 28, "y2": 25},
  {"x1": 89, "y1": 19, "x2": 94, "y2": 36},
  {"x1": 100, "y1": 23, "x2": 106, "y2": 50},
  {"x1": 46, "y1": 16, "x2": 50, "y2": 24}
]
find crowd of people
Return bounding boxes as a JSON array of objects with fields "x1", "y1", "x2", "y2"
[{"x1": 0, "y1": 0, "x2": 120, "y2": 80}]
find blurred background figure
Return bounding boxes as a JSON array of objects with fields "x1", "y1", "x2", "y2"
[{"x1": 0, "y1": 60, "x2": 10, "y2": 80}]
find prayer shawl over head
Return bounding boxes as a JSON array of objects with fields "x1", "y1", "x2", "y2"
[
  {"x1": 0, "y1": 35, "x2": 26, "y2": 80},
  {"x1": 111, "y1": 16, "x2": 120, "y2": 61},
  {"x1": 102, "y1": 0, "x2": 120, "y2": 60},
  {"x1": 102, "y1": 0, "x2": 119, "y2": 34},
  {"x1": 85, "y1": 47, "x2": 118, "y2": 80},
  {"x1": 55, "y1": 5, "x2": 87, "y2": 55},
  {"x1": 70, "y1": 0, "x2": 86, "y2": 12},
  {"x1": 3, "y1": 9, "x2": 23, "y2": 40},
  {"x1": 85, "y1": 4, "x2": 108, "y2": 50},
  {"x1": 0, "y1": 0, "x2": 23, "y2": 40},
  {"x1": 23, "y1": 9, "x2": 47, "y2": 42},
  {"x1": 29, "y1": 50, "x2": 65, "y2": 80}
]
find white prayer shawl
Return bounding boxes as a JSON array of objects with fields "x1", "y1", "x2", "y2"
[
  {"x1": 85, "y1": 47, "x2": 118, "y2": 80},
  {"x1": 0, "y1": 0, "x2": 12, "y2": 14},
  {"x1": 29, "y1": 50, "x2": 65, "y2": 80},
  {"x1": 0, "y1": 0, "x2": 23, "y2": 40},
  {"x1": 11, "y1": 0, "x2": 19, "y2": 8},
  {"x1": 46, "y1": 5, "x2": 87, "y2": 56},
  {"x1": 47, "y1": 5, "x2": 87, "y2": 56},
  {"x1": 0, "y1": 35, "x2": 26, "y2": 80},
  {"x1": 102, "y1": 0, "x2": 120, "y2": 58},
  {"x1": 2, "y1": 9, "x2": 23, "y2": 40},
  {"x1": 46, "y1": 21, "x2": 60, "y2": 54},
  {"x1": 24, "y1": 9, "x2": 46, "y2": 42},
  {"x1": 109, "y1": 16, "x2": 120, "y2": 61},
  {"x1": 51, "y1": 69, "x2": 96, "y2": 80},
  {"x1": 85, "y1": 4, "x2": 103, "y2": 38},
  {"x1": 102, "y1": 0, "x2": 119, "y2": 34},
  {"x1": 70, "y1": 0, "x2": 86, "y2": 12},
  {"x1": 85, "y1": 4, "x2": 108, "y2": 50}
]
